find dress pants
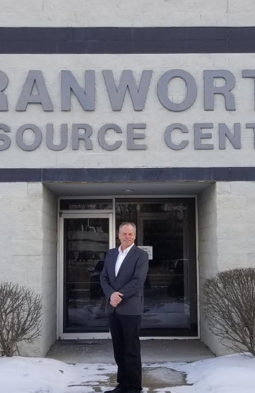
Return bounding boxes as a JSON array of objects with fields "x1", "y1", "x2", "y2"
[{"x1": 109, "y1": 311, "x2": 142, "y2": 391}]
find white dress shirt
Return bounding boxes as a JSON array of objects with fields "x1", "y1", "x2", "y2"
[{"x1": 115, "y1": 243, "x2": 134, "y2": 276}]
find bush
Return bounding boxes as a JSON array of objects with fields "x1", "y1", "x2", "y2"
[
  {"x1": 203, "y1": 268, "x2": 255, "y2": 355},
  {"x1": 0, "y1": 282, "x2": 42, "y2": 356}
]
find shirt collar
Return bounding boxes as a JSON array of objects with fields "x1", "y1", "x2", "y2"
[{"x1": 118, "y1": 243, "x2": 134, "y2": 255}]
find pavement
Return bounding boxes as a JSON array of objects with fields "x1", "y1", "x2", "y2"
[{"x1": 47, "y1": 339, "x2": 214, "y2": 391}]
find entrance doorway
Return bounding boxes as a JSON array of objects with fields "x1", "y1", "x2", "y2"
[
  {"x1": 60, "y1": 213, "x2": 113, "y2": 337},
  {"x1": 58, "y1": 197, "x2": 198, "y2": 339}
]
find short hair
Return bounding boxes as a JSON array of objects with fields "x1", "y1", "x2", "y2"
[{"x1": 118, "y1": 222, "x2": 136, "y2": 234}]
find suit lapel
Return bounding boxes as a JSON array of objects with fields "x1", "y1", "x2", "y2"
[
  {"x1": 109, "y1": 248, "x2": 119, "y2": 281},
  {"x1": 115, "y1": 245, "x2": 136, "y2": 278}
]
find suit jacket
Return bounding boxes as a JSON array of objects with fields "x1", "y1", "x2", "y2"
[{"x1": 100, "y1": 245, "x2": 149, "y2": 315}]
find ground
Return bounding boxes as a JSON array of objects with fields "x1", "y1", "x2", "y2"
[{"x1": 0, "y1": 353, "x2": 255, "y2": 393}]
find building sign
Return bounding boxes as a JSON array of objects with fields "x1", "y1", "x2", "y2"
[
  {"x1": 0, "y1": 53, "x2": 255, "y2": 169},
  {"x1": 1, "y1": 68, "x2": 255, "y2": 153}
]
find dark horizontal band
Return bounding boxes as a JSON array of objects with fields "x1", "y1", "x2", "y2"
[
  {"x1": 1, "y1": 27, "x2": 255, "y2": 53},
  {"x1": 0, "y1": 167, "x2": 255, "y2": 182}
]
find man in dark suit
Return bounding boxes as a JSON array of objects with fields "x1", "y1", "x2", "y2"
[{"x1": 100, "y1": 222, "x2": 149, "y2": 393}]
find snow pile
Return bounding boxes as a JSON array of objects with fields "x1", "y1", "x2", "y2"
[
  {"x1": 0, "y1": 356, "x2": 78, "y2": 393},
  {"x1": 169, "y1": 353, "x2": 255, "y2": 393}
]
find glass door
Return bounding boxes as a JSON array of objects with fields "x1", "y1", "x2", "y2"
[
  {"x1": 61, "y1": 214, "x2": 112, "y2": 335},
  {"x1": 115, "y1": 198, "x2": 197, "y2": 337}
]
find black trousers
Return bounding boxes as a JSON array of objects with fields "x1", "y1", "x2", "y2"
[{"x1": 109, "y1": 311, "x2": 142, "y2": 391}]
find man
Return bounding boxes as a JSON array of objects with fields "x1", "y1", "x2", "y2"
[{"x1": 100, "y1": 222, "x2": 149, "y2": 393}]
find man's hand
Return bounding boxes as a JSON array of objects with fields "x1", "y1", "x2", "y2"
[{"x1": 110, "y1": 291, "x2": 123, "y2": 307}]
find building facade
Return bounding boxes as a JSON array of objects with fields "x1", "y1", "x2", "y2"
[{"x1": 1, "y1": 0, "x2": 255, "y2": 356}]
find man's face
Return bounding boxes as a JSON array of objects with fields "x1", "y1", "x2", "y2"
[{"x1": 118, "y1": 224, "x2": 136, "y2": 250}]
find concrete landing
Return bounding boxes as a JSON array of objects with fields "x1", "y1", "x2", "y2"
[{"x1": 47, "y1": 339, "x2": 214, "y2": 364}]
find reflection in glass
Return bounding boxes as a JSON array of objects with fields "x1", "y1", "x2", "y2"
[{"x1": 63, "y1": 218, "x2": 109, "y2": 332}]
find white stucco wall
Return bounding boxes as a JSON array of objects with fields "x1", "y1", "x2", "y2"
[
  {"x1": 0, "y1": 0, "x2": 254, "y2": 27},
  {"x1": 0, "y1": 183, "x2": 57, "y2": 356}
]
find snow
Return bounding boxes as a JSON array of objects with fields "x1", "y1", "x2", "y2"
[
  {"x1": 167, "y1": 353, "x2": 255, "y2": 393},
  {"x1": 0, "y1": 353, "x2": 255, "y2": 393}
]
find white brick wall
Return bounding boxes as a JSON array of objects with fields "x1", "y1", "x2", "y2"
[
  {"x1": 0, "y1": 0, "x2": 254, "y2": 357},
  {"x1": 0, "y1": 0, "x2": 254, "y2": 27},
  {"x1": 40, "y1": 185, "x2": 57, "y2": 356},
  {"x1": 198, "y1": 183, "x2": 222, "y2": 354},
  {"x1": 216, "y1": 182, "x2": 255, "y2": 271},
  {"x1": 0, "y1": 183, "x2": 57, "y2": 356},
  {"x1": 0, "y1": 183, "x2": 42, "y2": 288},
  {"x1": 198, "y1": 181, "x2": 255, "y2": 355},
  {"x1": 2, "y1": 180, "x2": 255, "y2": 355}
]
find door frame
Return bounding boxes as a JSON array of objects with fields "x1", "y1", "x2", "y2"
[{"x1": 57, "y1": 212, "x2": 114, "y2": 339}]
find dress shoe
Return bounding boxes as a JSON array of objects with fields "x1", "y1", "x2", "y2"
[{"x1": 104, "y1": 385, "x2": 126, "y2": 393}]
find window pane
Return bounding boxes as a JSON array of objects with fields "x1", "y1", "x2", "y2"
[
  {"x1": 60, "y1": 199, "x2": 112, "y2": 210},
  {"x1": 63, "y1": 217, "x2": 109, "y2": 333}
]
